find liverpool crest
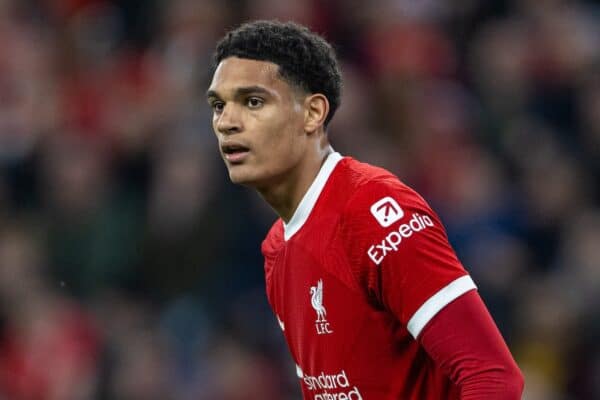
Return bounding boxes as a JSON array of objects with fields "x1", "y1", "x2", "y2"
[{"x1": 310, "y1": 279, "x2": 333, "y2": 335}]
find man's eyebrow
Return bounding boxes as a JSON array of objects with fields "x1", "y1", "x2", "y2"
[
  {"x1": 235, "y1": 86, "x2": 272, "y2": 96},
  {"x1": 206, "y1": 86, "x2": 273, "y2": 100},
  {"x1": 206, "y1": 89, "x2": 220, "y2": 100}
]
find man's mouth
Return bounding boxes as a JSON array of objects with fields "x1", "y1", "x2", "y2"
[{"x1": 222, "y1": 143, "x2": 250, "y2": 163}]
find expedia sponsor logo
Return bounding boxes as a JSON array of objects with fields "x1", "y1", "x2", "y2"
[
  {"x1": 303, "y1": 370, "x2": 363, "y2": 400},
  {"x1": 367, "y1": 213, "x2": 434, "y2": 265}
]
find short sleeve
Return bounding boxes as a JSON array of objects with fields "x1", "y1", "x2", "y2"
[{"x1": 340, "y1": 178, "x2": 476, "y2": 338}]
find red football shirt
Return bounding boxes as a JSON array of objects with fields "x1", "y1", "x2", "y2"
[{"x1": 261, "y1": 153, "x2": 477, "y2": 399}]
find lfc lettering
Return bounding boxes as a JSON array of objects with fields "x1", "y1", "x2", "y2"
[{"x1": 316, "y1": 321, "x2": 333, "y2": 335}]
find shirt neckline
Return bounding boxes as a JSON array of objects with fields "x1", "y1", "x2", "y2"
[{"x1": 283, "y1": 151, "x2": 343, "y2": 241}]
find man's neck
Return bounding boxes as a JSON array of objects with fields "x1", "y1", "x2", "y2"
[{"x1": 258, "y1": 144, "x2": 333, "y2": 223}]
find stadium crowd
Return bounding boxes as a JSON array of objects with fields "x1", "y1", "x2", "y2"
[{"x1": 0, "y1": 0, "x2": 598, "y2": 398}]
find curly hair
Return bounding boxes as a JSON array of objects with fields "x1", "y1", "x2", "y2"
[{"x1": 213, "y1": 20, "x2": 342, "y2": 127}]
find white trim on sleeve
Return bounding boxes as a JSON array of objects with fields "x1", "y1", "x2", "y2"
[{"x1": 407, "y1": 275, "x2": 477, "y2": 339}]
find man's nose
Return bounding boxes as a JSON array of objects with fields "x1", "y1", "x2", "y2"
[{"x1": 216, "y1": 104, "x2": 242, "y2": 134}]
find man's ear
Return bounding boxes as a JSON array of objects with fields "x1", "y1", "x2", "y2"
[{"x1": 304, "y1": 94, "x2": 329, "y2": 134}]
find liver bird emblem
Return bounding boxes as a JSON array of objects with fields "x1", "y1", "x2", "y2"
[{"x1": 310, "y1": 279, "x2": 327, "y2": 322}]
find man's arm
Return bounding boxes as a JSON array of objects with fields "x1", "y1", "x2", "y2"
[
  {"x1": 340, "y1": 178, "x2": 524, "y2": 397},
  {"x1": 419, "y1": 290, "x2": 524, "y2": 399}
]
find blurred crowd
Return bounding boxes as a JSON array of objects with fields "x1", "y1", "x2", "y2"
[{"x1": 0, "y1": 0, "x2": 598, "y2": 399}]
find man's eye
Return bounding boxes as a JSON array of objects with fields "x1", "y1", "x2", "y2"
[
  {"x1": 212, "y1": 102, "x2": 224, "y2": 113},
  {"x1": 247, "y1": 97, "x2": 264, "y2": 108}
]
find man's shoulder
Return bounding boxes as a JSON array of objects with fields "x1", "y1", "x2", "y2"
[
  {"x1": 322, "y1": 157, "x2": 405, "y2": 209},
  {"x1": 336, "y1": 157, "x2": 399, "y2": 188},
  {"x1": 336, "y1": 157, "x2": 420, "y2": 213}
]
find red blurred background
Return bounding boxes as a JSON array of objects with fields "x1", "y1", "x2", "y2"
[{"x1": 0, "y1": 1, "x2": 598, "y2": 399}]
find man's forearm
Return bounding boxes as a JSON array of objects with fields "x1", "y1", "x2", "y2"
[{"x1": 419, "y1": 290, "x2": 524, "y2": 399}]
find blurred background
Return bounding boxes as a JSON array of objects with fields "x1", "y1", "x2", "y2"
[{"x1": 0, "y1": 0, "x2": 598, "y2": 399}]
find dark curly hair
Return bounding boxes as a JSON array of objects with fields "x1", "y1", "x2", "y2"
[{"x1": 213, "y1": 20, "x2": 342, "y2": 127}]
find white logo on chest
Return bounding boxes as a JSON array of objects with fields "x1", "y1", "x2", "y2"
[{"x1": 310, "y1": 279, "x2": 333, "y2": 335}]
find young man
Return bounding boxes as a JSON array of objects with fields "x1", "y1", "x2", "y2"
[{"x1": 207, "y1": 20, "x2": 524, "y2": 399}]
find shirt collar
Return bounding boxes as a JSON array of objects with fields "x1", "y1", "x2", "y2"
[{"x1": 283, "y1": 151, "x2": 343, "y2": 241}]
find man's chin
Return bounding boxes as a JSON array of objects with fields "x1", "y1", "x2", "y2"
[{"x1": 228, "y1": 169, "x2": 258, "y2": 187}]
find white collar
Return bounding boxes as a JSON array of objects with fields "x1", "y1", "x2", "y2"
[{"x1": 283, "y1": 151, "x2": 343, "y2": 241}]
